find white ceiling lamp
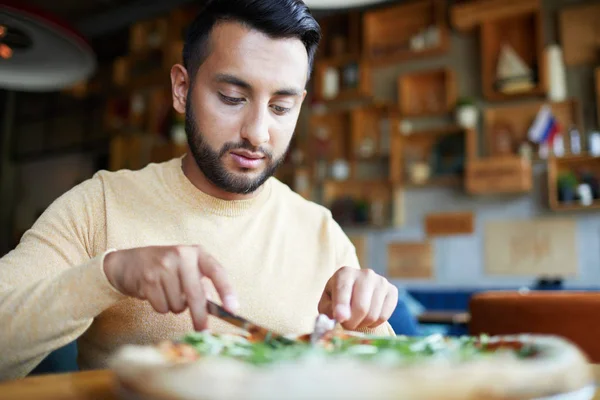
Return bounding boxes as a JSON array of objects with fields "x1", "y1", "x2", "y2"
[
  {"x1": 304, "y1": 0, "x2": 388, "y2": 9},
  {"x1": 0, "y1": 2, "x2": 96, "y2": 92}
]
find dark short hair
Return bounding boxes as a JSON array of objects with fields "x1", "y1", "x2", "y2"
[{"x1": 183, "y1": 0, "x2": 321, "y2": 83}]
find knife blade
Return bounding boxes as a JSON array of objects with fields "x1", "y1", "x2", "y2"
[{"x1": 206, "y1": 300, "x2": 295, "y2": 345}]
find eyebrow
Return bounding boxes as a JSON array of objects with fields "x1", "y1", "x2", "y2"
[{"x1": 214, "y1": 73, "x2": 303, "y2": 97}]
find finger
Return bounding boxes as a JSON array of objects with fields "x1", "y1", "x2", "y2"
[
  {"x1": 160, "y1": 266, "x2": 186, "y2": 314},
  {"x1": 178, "y1": 248, "x2": 208, "y2": 331},
  {"x1": 344, "y1": 270, "x2": 378, "y2": 330},
  {"x1": 143, "y1": 282, "x2": 170, "y2": 314},
  {"x1": 317, "y1": 291, "x2": 334, "y2": 319},
  {"x1": 368, "y1": 286, "x2": 399, "y2": 329},
  {"x1": 197, "y1": 250, "x2": 238, "y2": 313},
  {"x1": 359, "y1": 280, "x2": 387, "y2": 329},
  {"x1": 331, "y1": 267, "x2": 356, "y2": 323}
]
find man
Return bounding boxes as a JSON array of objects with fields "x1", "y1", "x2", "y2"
[{"x1": 0, "y1": 0, "x2": 400, "y2": 380}]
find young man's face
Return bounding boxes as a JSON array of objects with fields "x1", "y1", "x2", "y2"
[{"x1": 175, "y1": 21, "x2": 308, "y2": 194}]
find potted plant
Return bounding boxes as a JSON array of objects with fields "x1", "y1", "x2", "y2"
[
  {"x1": 455, "y1": 97, "x2": 478, "y2": 129},
  {"x1": 557, "y1": 171, "x2": 578, "y2": 203}
]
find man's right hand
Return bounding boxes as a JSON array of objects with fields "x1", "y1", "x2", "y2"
[{"x1": 103, "y1": 245, "x2": 238, "y2": 331}]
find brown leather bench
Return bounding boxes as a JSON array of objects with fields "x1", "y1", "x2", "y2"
[{"x1": 469, "y1": 291, "x2": 600, "y2": 363}]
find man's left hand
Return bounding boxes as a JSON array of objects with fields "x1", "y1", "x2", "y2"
[{"x1": 318, "y1": 267, "x2": 399, "y2": 331}]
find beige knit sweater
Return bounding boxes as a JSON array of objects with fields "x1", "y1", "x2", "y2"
[{"x1": 0, "y1": 157, "x2": 394, "y2": 380}]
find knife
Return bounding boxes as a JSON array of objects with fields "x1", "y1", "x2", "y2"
[{"x1": 206, "y1": 300, "x2": 295, "y2": 345}]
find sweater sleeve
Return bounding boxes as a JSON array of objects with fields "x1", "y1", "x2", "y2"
[
  {"x1": 329, "y1": 218, "x2": 396, "y2": 337},
  {"x1": 0, "y1": 174, "x2": 127, "y2": 380}
]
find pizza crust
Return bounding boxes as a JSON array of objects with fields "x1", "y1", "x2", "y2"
[{"x1": 109, "y1": 334, "x2": 593, "y2": 400}]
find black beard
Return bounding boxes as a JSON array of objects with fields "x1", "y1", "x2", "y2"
[{"x1": 185, "y1": 101, "x2": 287, "y2": 195}]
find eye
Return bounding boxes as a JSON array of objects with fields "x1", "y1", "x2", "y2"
[
  {"x1": 271, "y1": 104, "x2": 291, "y2": 115},
  {"x1": 219, "y1": 93, "x2": 245, "y2": 105}
]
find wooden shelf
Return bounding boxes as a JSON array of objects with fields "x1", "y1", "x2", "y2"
[
  {"x1": 391, "y1": 126, "x2": 477, "y2": 186},
  {"x1": 480, "y1": 9, "x2": 546, "y2": 101},
  {"x1": 397, "y1": 68, "x2": 457, "y2": 117},
  {"x1": 322, "y1": 180, "x2": 396, "y2": 228},
  {"x1": 362, "y1": 0, "x2": 449, "y2": 66},
  {"x1": 465, "y1": 156, "x2": 532, "y2": 195},
  {"x1": 308, "y1": 110, "x2": 352, "y2": 165},
  {"x1": 559, "y1": 2, "x2": 600, "y2": 67},
  {"x1": 596, "y1": 67, "x2": 600, "y2": 129},
  {"x1": 316, "y1": 11, "x2": 362, "y2": 61},
  {"x1": 483, "y1": 99, "x2": 583, "y2": 158},
  {"x1": 313, "y1": 55, "x2": 372, "y2": 103},
  {"x1": 451, "y1": 0, "x2": 540, "y2": 32},
  {"x1": 547, "y1": 155, "x2": 600, "y2": 211}
]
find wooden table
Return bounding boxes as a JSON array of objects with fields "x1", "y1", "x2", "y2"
[{"x1": 0, "y1": 368, "x2": 599, "y2": 400}]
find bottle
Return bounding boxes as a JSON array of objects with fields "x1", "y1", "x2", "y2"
[
  {"x1": 589, "y1": 131, "x2": 600, "y2": 156},
  {"x1": 569, "y1": 125, "x2": 581, "y2": 155},
  {"x1": 552, "y1": 135, "x2": 565, "y2": 157}
]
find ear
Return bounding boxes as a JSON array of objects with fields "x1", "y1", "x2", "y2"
[{"x1": 171, "y1": 64, "x2": 190, "y2": 114}]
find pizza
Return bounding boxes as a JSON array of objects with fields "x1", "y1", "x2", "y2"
[{"x1": 110, "y1": 316, "x2": 594, "y2": 400}]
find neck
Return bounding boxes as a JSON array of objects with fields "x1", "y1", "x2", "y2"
[{"x1": 181, "y1": 150, "x2": 263, "y2": 201}]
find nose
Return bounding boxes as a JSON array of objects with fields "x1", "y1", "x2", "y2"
[{"x1": 240, "y1": 103, "x2": 270, "y2": 147}]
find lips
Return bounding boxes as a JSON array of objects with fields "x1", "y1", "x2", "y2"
[{"x1": 230, "y1": 150, "x2": 265, "y2": 169}]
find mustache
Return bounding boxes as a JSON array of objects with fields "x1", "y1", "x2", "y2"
[{"x1": 219, "y1": 140, "x2": 274, "y2": 160}]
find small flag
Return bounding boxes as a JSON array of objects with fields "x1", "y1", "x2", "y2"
[{"x1": 528, "y1": 105, "x2": 562, "y2": 144}]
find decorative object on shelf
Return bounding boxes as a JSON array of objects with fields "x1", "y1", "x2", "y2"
[
  {"x1": 362, "y1": 0, "x2": 448, "y2": 65},
  {"x1": 546, "y1": 44, "x2": 567, "y2": 102},
  {"x1": 342, "y1": 62, "x2": 360, "y2": 89},
  {"x1": 495, "y1": 43, "x2": 535, "y2": 94},
  {"x1": 330, "y1": 159, "x2": 350, "y2": 181},
  {"x1": 589, "y1": 131, "x2": 600, "y2": 156},
  {"x1": 358, "y1": 137, "x2": 376, "y2": 158},
  {"x1": 519, "y1": 142, "x2": 533, "y2": 161},
  {"x1": 577, "y1": 184, "x2": 593, "y2": 206},
  {"x1": 330, "y1": 196, "x2": 356, "y2": 226},
  {"x1": 557, "y1": 171, "x2": 578, "y2": 203},
  {"x1": 409, "y1": 162, "x2": 431, "y2": 185},
  {"x1": 322, "y1": 67, "x2": 340, "y2": 100},
  {"x1": 569, "y1": 125, "x2": 582, "y2": 155},
  {"x1": 290, "y1": 149, "x2": 304, "y2": 166},
  {"x1": 169, "y1": 113, "x2": 187, "y2": 146},
  {"x1": 581, "y1": 172, "x2": 600, "y2": 199},
  {"x1": 552, "y1": 134, "x2": 565, "y2": 158},
  {"x1": 491, "y1": 122, "x2": 515, "y2": 156},
  {"x1": 455, "y1": 97, "x2": 478, "y2": 129},
  {"x1": 528, "y1": 105, "x2": 562, "y2": 158}
]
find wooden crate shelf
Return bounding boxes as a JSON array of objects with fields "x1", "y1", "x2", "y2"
[
  {"x1": 313, "y1": 56, "x2": 372, "y2": 103},
  {"x1": 308, "y1": 111, "x2": 352, "y2": 164},
  {"x1": 450, "y1": 0, "x2": 546, "y2": 101},
  {"x1": 483, "y1": 99, "x2": 583, "y2": 159},
  {"x1": 559, "y1": 2, "x2": 600, "y2": 67},
  {"x1": 323, "y1": 180, "x2": 397, "y2": 228},
  {"x1": 465, "y1": 156, "x2": 532, "y2": 195},
  {"x1": 547, "y1": 155, "x2": 600, "y2": 212},
  {"x1": 397, "y1": 68, "x2": 457, "y2": 117},
  {"x1": 596, "y1": 67, "x2": 600, "y2": 129},
  {"x1": 362, "y1": 0, "x2": 449, "y2": 66},
  {"x1": 316, "y1": 11, "x2": 362, "y2": 60},
  {"x1": 390, "y1": 126, "x2": 477, "y2": 186}
]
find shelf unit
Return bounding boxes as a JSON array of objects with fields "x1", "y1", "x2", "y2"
[
  {"x1": 397, "y1": 68, "x2": 457, "y2": 117},
  {"x1": 596, "y1": 67, "x2": 600, "y2": 129},
  {"x1": 362, "y1": 0, "x2": 449, "y2": 66},
  {"x1": 390, "y1": 126, "x2": 477, "y2": 187},
  {"x1": 313, "y1": 55, "x2": 372, "y2": 103},
  {"x1": 451, "y1": 0, "x2": 547, "y2": 101},
  {"x1": 547, "y1": 155, "x2": 600, "y2": 212},
  {"x1": 316, "y1": 11, "x2": 362, "y2": 60},
  {"x1": 483, "y1": 99, "x2": 583, "y2": 158}
]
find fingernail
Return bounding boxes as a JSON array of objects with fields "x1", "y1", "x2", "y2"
[
  {"x1": 335, "y1": 304, "x2": 351, "y2": 321},
  {"x1": 224, "y1": 295, "x2": 239, "y2": 312}
]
